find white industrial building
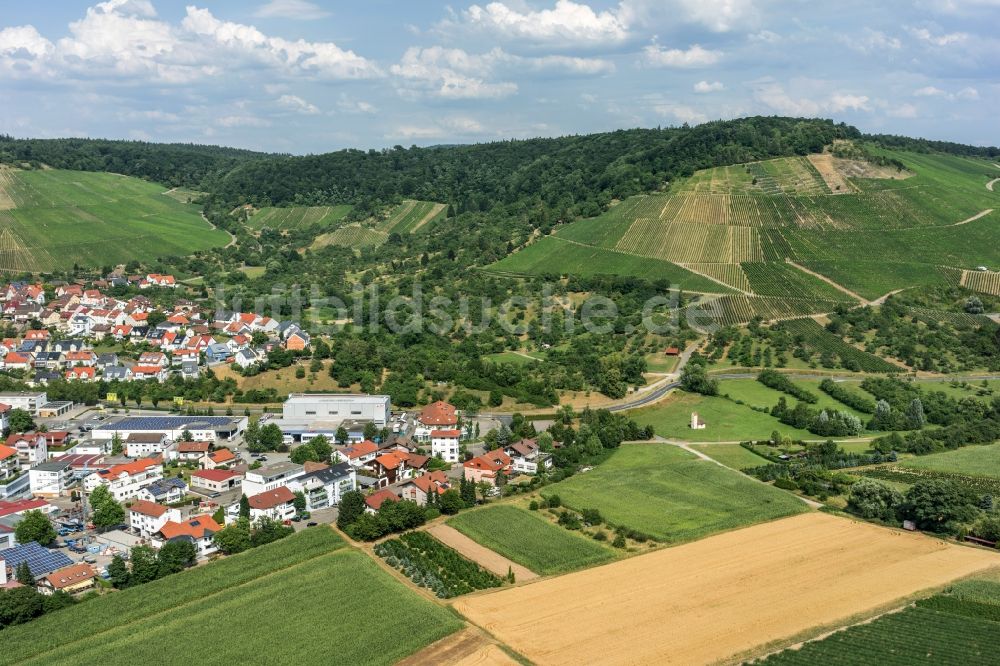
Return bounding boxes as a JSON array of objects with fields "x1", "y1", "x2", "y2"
[
  {"x1": 282, "y1": 393, "x2": 390, "y2": 426},
  {"x1": 92, "y1": 415, "x2": 247, "y2": 443},
  {"x1": 0, "y1": 392, "x2": 48, "y2": 416}
]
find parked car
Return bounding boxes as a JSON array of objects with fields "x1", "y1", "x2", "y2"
[{"x1": 306, "y1": 522, "x2": 318, "y2": 527}]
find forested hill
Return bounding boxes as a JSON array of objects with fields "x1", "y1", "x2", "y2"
[
  {"x1": 0, "y1": 136, "x2": 271, "y2": 189},
  {"x1": 210, "y1": 117, "x2": 858, "y2": 219}
]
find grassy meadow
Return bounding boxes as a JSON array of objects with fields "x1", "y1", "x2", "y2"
[
  {"x1": 447, "y1": 505, "x2": 616, "y2": 575},
  {"x1": 900, "y1": 442, "x2": 1000, "y2": 479},
  {"x1": 545, "y1": 443, "x2": 808, "y2": 543},
  {"x1": 0, "y1": 168, "x2": 228, "y2": 271}
]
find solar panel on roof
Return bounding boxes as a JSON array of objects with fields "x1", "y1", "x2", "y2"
[
  {"x1": 0, "y1": 542, "x2": 74, "y2": 577},
  {"x1": 95, "y1": 416, "x2": 238, "y2": 431}
]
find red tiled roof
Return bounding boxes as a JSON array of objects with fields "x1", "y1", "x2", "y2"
[
  {"x1": 191, "y1": 469, "x2": 241, "y2": 482},
  {"x1": 44, "y1": 563, "x2": 95, "y2": 590},
  {"x1": 0, "y1": 498, "x2": 49, "y2": 517},
  {"x1": 430, "y1": 429, "x2": 460, "y2": 437},
  {"x1": 158, "y1": 515, "x2": 221, "y2": 540},
  {"x1": 365, "y1": 488, "x2": 399, "y2": 511},
  {"x1": 373, "y1": 451, "x2": 408, "y2": 469},
  {"x1": 406, "y1": 471, "x2": 450, "y2": 495},
  {"x1": 342, "y1": 440, "x2": 378, "y2": 459},
  {"x1": 0, "y1": 444, "x2": 16, "y2": 461},
  {"x1": 208, "y1": 449, "x2": 236, "y2": 463},
  {"x1": 464, "y1": 451, "x2": 512, "y2": 472},
  {"x1": 177, "y1": 441, "x2": 210, "y2": 453},
  {"x1": 248, "y1": 486, "x2": 295, "y2": 510},
  {"x1": 97, "y1": 458, "x2": 161, "y2": 480},
  {"x1": 419, "y1": 401, "x2": 458, "y2": 426},
  {"x1": 129, "y1": 499, "x2": 168, "y2": 518}
]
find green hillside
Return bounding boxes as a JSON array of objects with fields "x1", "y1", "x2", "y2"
[
  {"x1": 490, "y1": 149, "x2": 1000, "y2": 320},
  {"x1": 310, "y1": 199, "x2": 444, "y2": 249},
  {"x1": 247, "y1": 204, "x2": 352, "y2": 231},
  {"x1": 0, "y1": 167, "x2": 229, "y2": 271}
]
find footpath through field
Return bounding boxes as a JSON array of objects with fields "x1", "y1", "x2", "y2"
[
  {"x1": 426, "y1": 524, "x2": 538, "y2": 581},
  {"x1": 783, "y1": 259, "x2": 866, "y2": 303},
  {"x1": 454, "y1": 512, "x2": 1000, "y2": 666}
]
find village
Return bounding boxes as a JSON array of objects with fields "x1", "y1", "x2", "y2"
[{"x1": 0, "y1": 378, "x2": 553, "y2": 597}]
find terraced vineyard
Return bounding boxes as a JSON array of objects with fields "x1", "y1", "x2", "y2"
[
  {"x1": 312, "y1": 224, "x2": 388, "y2": 249},
  {"x1": 378, "y1": 200, "x2": 446, "y2": 234},
  {"x1": 248, "y1": 204, "x2": 352, "y2": 231},
  {"x1": 0, "y1": 168, "x2": 229, "y2": 271},
  {"x1": 309, "y1": 199, "x2": 444, "y2": 249},
  {"x1": 963, "y1": 269, "x2": 1000, "y2": 296},
  {"x1": 683, "y1": 296, "x2": 847, "y2": 329}
]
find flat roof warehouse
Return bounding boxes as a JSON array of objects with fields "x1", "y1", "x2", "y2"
[{"x1": 92, "y1": 415, "x2": 247, "y2": 441}]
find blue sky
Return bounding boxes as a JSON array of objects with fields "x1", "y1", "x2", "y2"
[{"x1": 1, "y1": 0, "x2": 997, "y2": 153}]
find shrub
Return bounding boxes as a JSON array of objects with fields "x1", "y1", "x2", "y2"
[
  {"x1": 546, "y1": 494, "x2": 561, "y2": 508},
  {"x1": 773, "y1": 477, "x2": 799, "y2": 491},
  {"x1": 593, "y1": 530, "x2": 607, "y2": 542},
  {"x1": 612, "y1": 534, "x2": 626, "y2": 548},
  {"x1": 528, "y1": 500, "x2": 539, "y2": 511},
  {"x1": 581, "y1": 508, "x2": 603, "y2": 525}
]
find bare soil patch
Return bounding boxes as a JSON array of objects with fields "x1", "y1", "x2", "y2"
[
  {"x1": 397, "y1": 627, "x2": 519, "y2": 666},
  {"x1": 454, "y1": 512, "x2": 1000, "y2": 666},
  {"x1": 427, "y1": 524, "x2": 538, "y2": 581},
  {"x1": 807, "y1": 153, "x2": 854, "y2": 193}
]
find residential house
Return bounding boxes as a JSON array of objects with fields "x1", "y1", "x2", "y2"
[
  {"x1": 179, "y1": 361, "x2": 200, "y2": 380},
  {"x1": 205, "y1": 343, "x2": 232, "y2": 363},
  {"x1": 124, "y1": 433, "x2": 169, "y2": 458},
  {"x1": 37, "y1": 563, "x2": 96, "y2": 596},
  {"x1": 240, "y1": 462, "x2": 304, "y2": 497},
  {"x1": 136, "y1": 478, "x2": 188, "y2": 504},
  {"x1": 364, "y1": 488, "x2": 400, "y2": 514},
  {"x1": 189, "y1": 469, "x2": 243, "y2": 494},
  {"x1": 429, "y1": 429, "x2": 461, "y2": 463},
  {"x1": 128, "y1": 499, "x2": 181, "y2": 538},
  {"x1": 284, "y1": 328, "x2": 310, "y2": 351},
  {"x1": 233, "y1": 348, "x2": 260, "y2": 369},
  {"x1": 3, "y1": 352, "x2": 32, "y2": 372},
  {"x1": 463, "y1": 451, "x2": 513, "y2": 486},
  {"x1": 153, "y1": 515, "x2": 221, "y2": 557},
  {"x1": 286, "y1": 463, "x2": 356, "y2": 511},
  {"x1": 7, "y1": 433, "x2": 47, "y2": 468},
  {"x1": 83, "y1": 458, "x2": 163, "y2": 502},
  {"x1": 28, "y1": 460, "x2": 73, "y2": 498},
  {"x1": 65, "y1": 366, "x2": 96, "y2": 382},
  {"x1": 201, "y1": 448, "x2": 237, "y2": 469},
  {"x1": 247, "y1": 486, "x2": 297, "y2": 522},
  {"x1": 137, "y1": 351, "x2": 168, "y2": 367},
  {"x1": 64, "y1": 350, "x2": 96, "y2": 366},
  {"x1": 95, "y1": 353, "x2": 119, "y2": 370},
  {"x1": 102, "y1": 366, "x2": 133, "y2": 382},
  {"x1": 172, "y1": 348, "x2": 200, "y2": 365},
  {"x1": 398, "y1": 471, "x2": 451, "y2": 506},
  {"x1": 0, "y1": 445, "x2": 18, "y2": 484},
  {"x1": 333, "y1": 440, "x2": 379, "y2": 468},
  {"x1": 504, "y1": 439, "x2": 553, "y2": 475},
  {"x1": 414, "y1": 401, "x2": 459, "y2": 442},
  {"x1": 32, "y1": 351, "x2": 64, "y2": 370},
  {"x1": 173, "y1": 441, "x2": 210, "y2": 462},
  {"x1": 370, "y1": 451, "x2": 427, "y2": 486},
  {"x1": 130, "y1": 365, "x2": 167, "y2": 382}
]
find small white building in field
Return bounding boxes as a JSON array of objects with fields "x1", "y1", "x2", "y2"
[{"x1": 690, "y1": 412, "x2": 706, "y2": 430}]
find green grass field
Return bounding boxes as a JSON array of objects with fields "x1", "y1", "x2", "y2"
[
  {"x1": 900, "y1": 442, "x2": 1000, "y2": 479},
  {"x1": 486, "y1": 150, "x2": 1000, "y2": 318},
  {"x1": 629, "y1": 390, "x2": 814, "y2": 442},
  {"x1": 447, "y1": 505, "x2": 616, "y2": 575},
  {"x1": 0, "y1": 168, "x2": 229, "y2": 271},
  {"x1": 309, "y1": 200, "x2": 443, "y2": 249},
  {"x1": 690, "y1": 442, "x2": 772, "y2": 469},
  {"x1": 248, "y1": 204, "x2": 352, "y2": 231},
  {"x1": 717, "y1": 378, "x2": 869, "y2": 420},
  {"x1": 482, "y1": 351, "x2": 543, "y2": 365},
  {"x1": 379, "y1": 200, "x2": 446, "y2": 234},
  {"x1": 489, "y1": 236, "x2": 731, "y2": 292},
  {"x1": 546, "y1": 443, "x2": 807, "y2": 542},
  {"x1": 0, "y1": 528, "x2": 459, "y2": 666}
]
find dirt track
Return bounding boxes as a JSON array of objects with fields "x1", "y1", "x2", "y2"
[
  {"x1": 454, "y1": 512, "x2": 1000, "y2": 666},
  {"x1": 427, "y1": 524, "x2": 537, "y2": 581}
]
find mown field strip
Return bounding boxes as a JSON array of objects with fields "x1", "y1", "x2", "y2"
[{"x1": 454, "y1": 513, "x2": 1000, "y2": 666}]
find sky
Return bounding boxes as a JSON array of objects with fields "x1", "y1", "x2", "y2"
[{"x1": 0, "y1": 0, "x2": 997, "y2": 154}]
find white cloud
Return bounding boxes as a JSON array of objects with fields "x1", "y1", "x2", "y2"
[
  {"x1": 444, "y1": 0, "x2": 629, "y2": 47},
  {"x1": 217, "y1": 114, "x2": 271, "y2": 128},
  {"x1": 387, "y1": 116, "x2": 487, "y2": 140},
  {"x1": 618, "y1": 0, "x2": 757, "y2": 34},
  {"x1": 841, "y1": 28, "x2": 902, "y2": 53},
  {"x1": 914, "y1": 85, "x2": 980, "y2": 100},
  {"x1": 749, "y1": 30, "x2": 781, "y2": 43},
  {"x1": 668, "y1": 0, "x2": 756, "y2": 33},
  {"x1": 390, "y1": 45, "x2": 612, "y2": 100},
  {"x1": 0, "y1": 2, "x2": 379, "y2": 84},
  {"x1": 254, "y1": 0, "x2": 331, "y2": 20},
  {"x1": 887, "y1": 103, "x2": 918, "y2": 118},
  {"x1": 753, "y1": 81, "x2": 870, "y2": 116},
  {"x1": 276, "y1": 94, "x2": 319, "y2": 114},
  {"x1": 908, "y1": 26, "x2": 969, "y2": 46},
  {"x1": 336, "y1": 95, "x2": 377, "y2": 114},
  {"x1": 643, "y1": 43, "x2": 722, "y2": 68},
  {"x1": 694, "y1": 80, "x2": 724, "y2": 93},
  {"x1": 649, "y1": 100, "x2": 708, "y2": 124}
]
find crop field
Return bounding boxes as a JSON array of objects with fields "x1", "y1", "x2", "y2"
[
  {"x1": 900, "y1": 442, "x2": 1000, "y2": 479},
  {"x1": 776, "y1": 318, "x2": 902, "y2": 372},
  {"x1": 454, "y1": 512, "x2": 1000, "y2": 666},
  {"x1": 0, "y1": 168, "x2": 229, "y2": 271},
  {"x1": 447, "y1": 505, "x2": 615, "y2": 575},
  {"x1": 760, "y1": 579, "x2": 1000, "y2": 665},
  {"x1": 630, "y1": 391, "x2": 814, "y2": 441},
  {"x1": 248, "y1": 204, "x2": 352, "y2": 230},
  {"x1": 0, "y1": 528, "x2": 460, "y2": 666},
  {"x1": 488, "y1": 236, "x2": 730, "y2": 292},
  {"x1": 545, "y1": 443, "x2": 807, "y2": 542}
]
